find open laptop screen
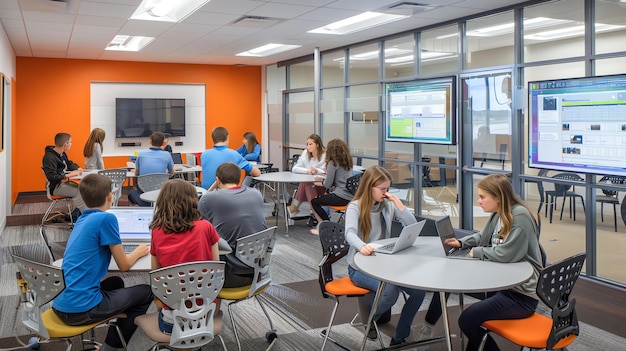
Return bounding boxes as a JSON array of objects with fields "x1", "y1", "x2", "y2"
[
  {"x1": 107, "y1": 207, "x2": 154, "y2": 241},
  {"x1": 171, "y1": 152, "x2": 183, "y2": 164}
]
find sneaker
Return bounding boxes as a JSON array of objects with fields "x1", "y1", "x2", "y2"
[
  {"x1": 365, "y1": 323, "x2": 378, "y2": 340},
  {"x1": 390, "y1": 338, "x2": 405, "y2": 346},
  {"x1": 287, "y1": 204, "x2": 299, "y2": 217},
  {"x1": 415, "y1": 323, "x2": 433, "y2": 340}
]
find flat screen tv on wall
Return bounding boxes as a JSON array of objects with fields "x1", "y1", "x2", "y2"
[
  {"x1": 115, "y1": 98, "x2": 185, "y2": 138},
  {"x1": 385, "y1": 77, "x2": 456, "y2": 145},
  {"x1": 528, "y1": 74, "x2": 626, "y2": 176}
]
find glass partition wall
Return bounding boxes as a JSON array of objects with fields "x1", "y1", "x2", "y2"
[{"x1": 266, "y1": 0, "x2": 626, "y2": 287}]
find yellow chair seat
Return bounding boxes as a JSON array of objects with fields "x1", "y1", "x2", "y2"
[
  {"x1": 42, "y1": 309, "x2": 117, "y2": 339},
  {"x1": 482, "y1": 312, "x2": 577, "y2": 349},
  {"x1": 218, "y1": 284, "x2": 268, "y2": 301}
]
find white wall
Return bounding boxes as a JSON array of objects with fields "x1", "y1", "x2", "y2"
[
  {"x1": 90, "y1": 83, "x2": 206, "y2": 156},
  {"x1": 0, "y1": 23, "x2": 15, "y2": 227}
]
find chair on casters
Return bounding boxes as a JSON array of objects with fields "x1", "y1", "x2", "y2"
[
  {"x1": 98, "y1": 168, "x2": 128, "y2": 206},
  {"x1": 134, "y1": 261, "x2": 227, "y2": 351},
  {"x1": 328, "y1": 173, "x2": 362, "y2": 223},
  {"x1": 218, "y1": 226, "x2": 279, "y2": 351},
  {"x1": 13, "y1": 254, "x2": 127, "y2": 351},
  {"x1": 478, "y1": 252, "x2": 587, "y2": 351},
  {"x1": 317, "y1": 221, "x2": 384, "y2": 350}
]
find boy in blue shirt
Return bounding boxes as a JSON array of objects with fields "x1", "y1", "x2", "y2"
[{"x1": 52, "y1": 173, "x2": 152, "y2": 351}]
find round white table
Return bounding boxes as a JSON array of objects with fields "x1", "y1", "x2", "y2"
[
  {"x1": 140, "y1": 185, "x2": 207, "y2": 203},
  {"x1": 253, "y1": 171, "x2": 317, "y2": 232},
  {"x1": 353, "y1": 236, "x2": 533, "y2": 351}
]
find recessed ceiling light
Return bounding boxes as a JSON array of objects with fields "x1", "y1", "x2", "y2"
[
  {"x1": 308, "y1": 12, "x2": 409, "y2": 35},
  {"x1": 236, "y1": 43, "x2": 302, "y2": 57},
  {"x1": 130, "y1": 0, "x2": 211, "y2": 23},
  {"x1": 106, "y1": 35, "x2": 155, "y2": 52}
]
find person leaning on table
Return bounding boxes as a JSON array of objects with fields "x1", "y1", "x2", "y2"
[
  {"x1": 445, "y1": 173, "x2": 543, "y2": 351},
  {"x1": 344, "y1": 166, "x2": 426, "y2": 345},
  {"x1": 52, "y1": 174, "x2": 152, "y2": 351}
]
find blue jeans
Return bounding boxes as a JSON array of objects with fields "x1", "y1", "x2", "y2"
[
  {"x1": 393, "y1": 287, "x2": 426, "y2": 341},
  {"x1": 53, "y1": 276, "x2": 153, "y2": 348},
  {"x1": 458, "y1": 290, "x2": 538, "y2": 351},
  {"x1": 348, "y1": 265, "x2": 399, "y2": 321},
  {"x1": 158, "y1": 309, "x2": 173, "y2": 335}
]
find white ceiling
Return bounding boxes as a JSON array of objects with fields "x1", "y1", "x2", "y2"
[{"x1": 0, "y1": 0, "x2": 529, "y2": 66}]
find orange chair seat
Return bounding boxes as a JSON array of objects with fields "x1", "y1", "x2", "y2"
[
  {"x1": 325, "y1": 277, "x2": 369, "y2": 296},
  {"x1": 49, "y1": 195, "x2": 71, "y2": 200},
  {"x1": 482, "y1": 312, "x2": 577, "y2": 349},
  {"x1": 328, "y1": 205, "x2": 347, "y2": 211}
]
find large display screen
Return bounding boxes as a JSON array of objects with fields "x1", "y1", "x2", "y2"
[
  {"x1": 528, "y1": 74, "x2": 626, "y2": 176},
  {"x1": 385, "y1": 77, "x2": 456, "y2": 145},
  {"x1": 116, "y1": 98, "x2": 185, "y2": 138}
]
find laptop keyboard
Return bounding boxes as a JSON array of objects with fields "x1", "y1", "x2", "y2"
[
  {"x1": 378, "y1": 243, "x2": 395, "y2": 251},
  {"x1": 122, "y1": 244, "x2": 148, "y2": 253},
  {"x1": 450, "y1": 248, "x2": 471, "y2": 257}
]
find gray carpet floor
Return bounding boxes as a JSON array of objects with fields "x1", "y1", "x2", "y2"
[{"x1": 1, "y1": 195, "x2": 625, "y2": 350}]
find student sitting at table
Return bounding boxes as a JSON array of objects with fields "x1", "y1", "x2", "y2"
[
  {"x1": 198, "y1": 162, "x2": 267, "y2": 288},
  {"x1": 288, "y1": 134, "x2": 327, "y2": 218},
  {"x1": 149, "y1": 179, "x2": 221, "y2": 335},
  {"x1": 445, "y1": 173, "x2": 543, "y2": 351},
  {"x1": 83, "y1": 127, "x2": 106, "y2": 170},
  {"x1": 200, "y1": 126, "x2": 261, "y2": 190},
  {"x1": 309, "y1": 138, "x2": 354, "y2": 235},
  {"x1": 236, "y1": 131, "x2": 261, "y2": 162},
  {"x1": 42, "y1": 132, "x2": 86, "y2": 220},
  {"x1": 128, "y1": 131, "x2": 173, "y2": 206},
  {"x1": 345, "y1": 166, "x2": 426, "y2": 344},
  {"x1": 52, "y1": 173, "x2": 152, "y2": 351}
]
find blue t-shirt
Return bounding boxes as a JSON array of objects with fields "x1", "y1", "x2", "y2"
[
  {"x1": 236, "y1": 144, "x2": 261, "y2": 162},
  {"x1": 136, "y1": 147, "x2": 173, "y2": 175},
  {"x1": 53, "y1": 209, "x2": 122, "y2": 313},
  {"x1": 200, "y1": 145, "x2": 253, "y2": 189}
]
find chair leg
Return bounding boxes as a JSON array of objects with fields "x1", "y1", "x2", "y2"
[
  {"x1": 227, "y1": 300, "x2": 244, "y2": 351},
  {"x1": 255, "y1": 295, "x2": 276, "y2": 334},
  {"x1": 320, "y1": 300, "x2": 340, "y2": 351},
  {"x1": 613, "y1": 203, "x2": 618, "y2": 232}
]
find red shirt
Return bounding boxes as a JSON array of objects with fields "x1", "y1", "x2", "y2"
[{"x1": 151, "y1": 219, "x2": 220, "y2": 271}]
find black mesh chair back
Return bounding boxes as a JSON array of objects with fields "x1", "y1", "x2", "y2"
[
  {"x1": 318, "y1": 221, "x2": 349, "y2": 294},
  {"x1": 536, "y1": 252, "x2": 586, "y2": 349},
  {"x1": 346, "y1": 173, "x2": 362, "y2": 195}
]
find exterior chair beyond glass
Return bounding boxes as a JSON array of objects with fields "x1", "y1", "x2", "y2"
[
  {"x1": 327, "y1": 173, "x2": 362, "y2": 223},
  {"x1": 134, "y1": 261, "x2": 227, "y2": 351},
  {"x1": 13, "y1": 255, "x2": 127, "y2": 351},
  {"x1": 544, "y1": 173, "x2": 585, "y2": 223},
  {"x1": 596, "y1": 175, "x2": 626, "y2": 232},
  {"x1": 478, "y1": 252, "x2": 587, "y2": 351},
  {"x1": 98, "y1": 168, "x2": 128, "y2": 206},
  {"x1": 217, "y1": 226, "x2": 278, "y2": 351},
  {"x1": 317, "y1": 221, "x2": 384, "y2": 351}
]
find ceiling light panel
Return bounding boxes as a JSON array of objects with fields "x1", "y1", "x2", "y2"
[
  {"x1": 308, "y1": 11, "x2": 408, "y2": 35},
  {"x1": 131, "y1": 0, "x2": 211, "y2": 23},
  {"x1": 236, "y1": 43, "x2": 301, "y2": 57}
]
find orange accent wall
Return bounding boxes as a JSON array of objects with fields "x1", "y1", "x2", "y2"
[{"x1": 13, "y1": 58, "x2": 262, "y2": 200}]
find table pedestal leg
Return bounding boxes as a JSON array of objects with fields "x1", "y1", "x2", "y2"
[
  {"x1": 359, "y1": 281, "x2": 386, "y2": 351},
  {"x1": 441, "y1": 291, "x2": 454, "y2": 351}
]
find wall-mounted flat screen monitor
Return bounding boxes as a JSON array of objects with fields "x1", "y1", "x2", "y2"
[
  {"x1": 528, "y1": 74, "x2": 626, "y2": 176},
  {"x1": 385, "y1": 77, "x2": 456, "y2": 145},
  {"x1": 115, "y1": 98, "x2": 185, "y2": 138}
]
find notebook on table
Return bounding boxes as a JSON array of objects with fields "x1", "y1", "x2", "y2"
[
  {"x1": 435, "y1": 216, "x2": 478, "y2": 260},
  {"x1": 370, "y1": 220, "x2": 426, "y2": 254},
  {"x1": 107, "y1": 207, "x2": 154, "y2": 253}
]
